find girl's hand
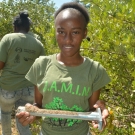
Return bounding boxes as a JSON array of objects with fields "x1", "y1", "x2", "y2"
[
  {"x1": 92, "y1": 100, "x2": 109, "y2": 130},
  {"x1": 16, "y1": 103, "x2": 36, "y2": 126}
]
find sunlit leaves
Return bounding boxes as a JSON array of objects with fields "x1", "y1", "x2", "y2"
[{"x1": 131, "y1": 122, "x2": 135, "y2": 128}]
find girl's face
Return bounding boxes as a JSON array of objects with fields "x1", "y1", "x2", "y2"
[{"x1": 55, "y1": 9, "x2": 87, "y2": 58}]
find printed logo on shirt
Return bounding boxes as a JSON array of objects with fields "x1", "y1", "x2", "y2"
[
  {"x1": 14, "y1": 47, "x2": 22, "y2": 63},
  {"x1": 24, "y1": 49, "x2": 35, "y2": 54},
  {"x1": 43, "y1": 81, "x2": 91, "y2": 96},
  {"x1": 14, "y1": 47, "x2": 35, "y2": 63},
  {"x1": 24, "y1": 57, "x2": 34, "y2": 61},
  {"x1": 44, "y1": 97, "x2": 83, "y2": 127}
]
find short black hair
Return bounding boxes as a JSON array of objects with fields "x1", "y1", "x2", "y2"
[
  {"x1": 13, "y1": 10, "x2": 32, "y2": 32},
  {"x1": 54, "y1": 2, "x2": 90, "y2": 25}
]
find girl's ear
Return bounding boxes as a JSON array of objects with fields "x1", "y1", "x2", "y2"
[
  {"x1": 83, "y1": 28, "x2": 87, "y2": 39},
  {"x1": 14, "y1": 26, "x2": 19, "y2": 32},
  {"x1": 14, "y1": 26, "x2": 17, "y2": 32}
]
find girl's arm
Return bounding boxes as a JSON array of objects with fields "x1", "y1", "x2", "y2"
[
  {"x1": 34, "y1": 85, "x2": 43, "y2": 108},
  {"x1": 89, "y1": 89, "x2": 100, "y2": 111},
  {"x1": 0, "y1": 61, "x2": 5, "y2": 70}
]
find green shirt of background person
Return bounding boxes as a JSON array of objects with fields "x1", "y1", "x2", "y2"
[
  {"x1": 0, "y1": 10, "x2": 45, "y2": 135},
  {"x1": 0, "y1": 13, "x2": 45, "y2": 91},
  {"x1": 16, "y1": 2, "x2": 111, "y2": 135}
]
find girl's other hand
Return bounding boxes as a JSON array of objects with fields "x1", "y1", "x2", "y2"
[
  {"x1": 92, "y1": 100, "x2": 109, "y2": 130},
  {"x1": 16, "y1": 103, "x2": 36, "y2": 126}
]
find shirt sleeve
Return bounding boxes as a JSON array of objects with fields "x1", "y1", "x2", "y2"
[
  {"x1": 92, "y1": 63, "x2": 111, "y2": 92},
  {"x1": 25, "y1": 56, "x2": 48, "y2": 85},
  {"x1": 25, "y1": 58, "x2": 40, "y2": 85},
  {"x1": 0, "y1": 35, "x2": 8, "y2": 62}
]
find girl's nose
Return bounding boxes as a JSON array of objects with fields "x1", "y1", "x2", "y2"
[{"x1": 65, "y1": 34, "x2": 72, "y2": 44}]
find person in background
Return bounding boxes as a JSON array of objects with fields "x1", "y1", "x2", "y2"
[
  {"x1": 16, "y1": 2, "x2": 111, "y2": 135},
  {"x1": 28, "y1": 31, "x2": 41, "y2": 41},
  {"x1": 0, "y1": 10, "x2": 45, "y2": 135}
]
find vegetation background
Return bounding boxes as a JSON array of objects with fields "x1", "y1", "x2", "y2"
[{"x1": 0, "y1": 0, "x2": 135, "y2": 134}]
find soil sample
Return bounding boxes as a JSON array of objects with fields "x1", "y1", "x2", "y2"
[{"x1": 25, "y1": 105, "x2": 78, "y2": 116}]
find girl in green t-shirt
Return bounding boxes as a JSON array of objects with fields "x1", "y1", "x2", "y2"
[{"x1": 16, "y1": 2, "x2": 110, "y2": 135}]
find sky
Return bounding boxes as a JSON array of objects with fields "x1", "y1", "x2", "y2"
[
  {"x1": 0, "y1": 0, "x2": 74, "y2": 9},
  {"x1": 52, "y1": 0, "x2": 72, "y2": 8},
  {"x1": 0, "y1": 0, "x2": 73, "y2": 8}
]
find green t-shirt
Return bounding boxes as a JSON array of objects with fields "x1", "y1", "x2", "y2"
[
  {"x1": 26, "y1": 54, "x2": 111, "y2": 135},
  {"x1": 0, "y1": 33, "x2": 45, "y2": 90}
]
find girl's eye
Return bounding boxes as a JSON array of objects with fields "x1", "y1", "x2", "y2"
[
  {"x1": 72, "y1": 31, "x2": 79, "y2": 35},
  {"x1": 58, "y1": 31, "x2": 65, "y2": 35}
]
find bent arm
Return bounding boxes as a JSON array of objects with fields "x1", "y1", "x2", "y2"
[
  {"x1": 89, "y1": 89, "x2": 100, "y2": 111},
  {"x1": 34, "y1": 85, "x2": 43, "y2": 108},
  {"x1": 0, "y1": 61, "x2": 5, "y2": 70}
]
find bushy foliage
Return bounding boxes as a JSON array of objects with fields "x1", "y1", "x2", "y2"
[{"x1": 80, "y1": 0, "x2": 135, "y2": 134}]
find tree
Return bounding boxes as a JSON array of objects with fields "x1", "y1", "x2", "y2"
[{"x1": 79, "y1": 0, "x2": 135, "y2": 134}]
